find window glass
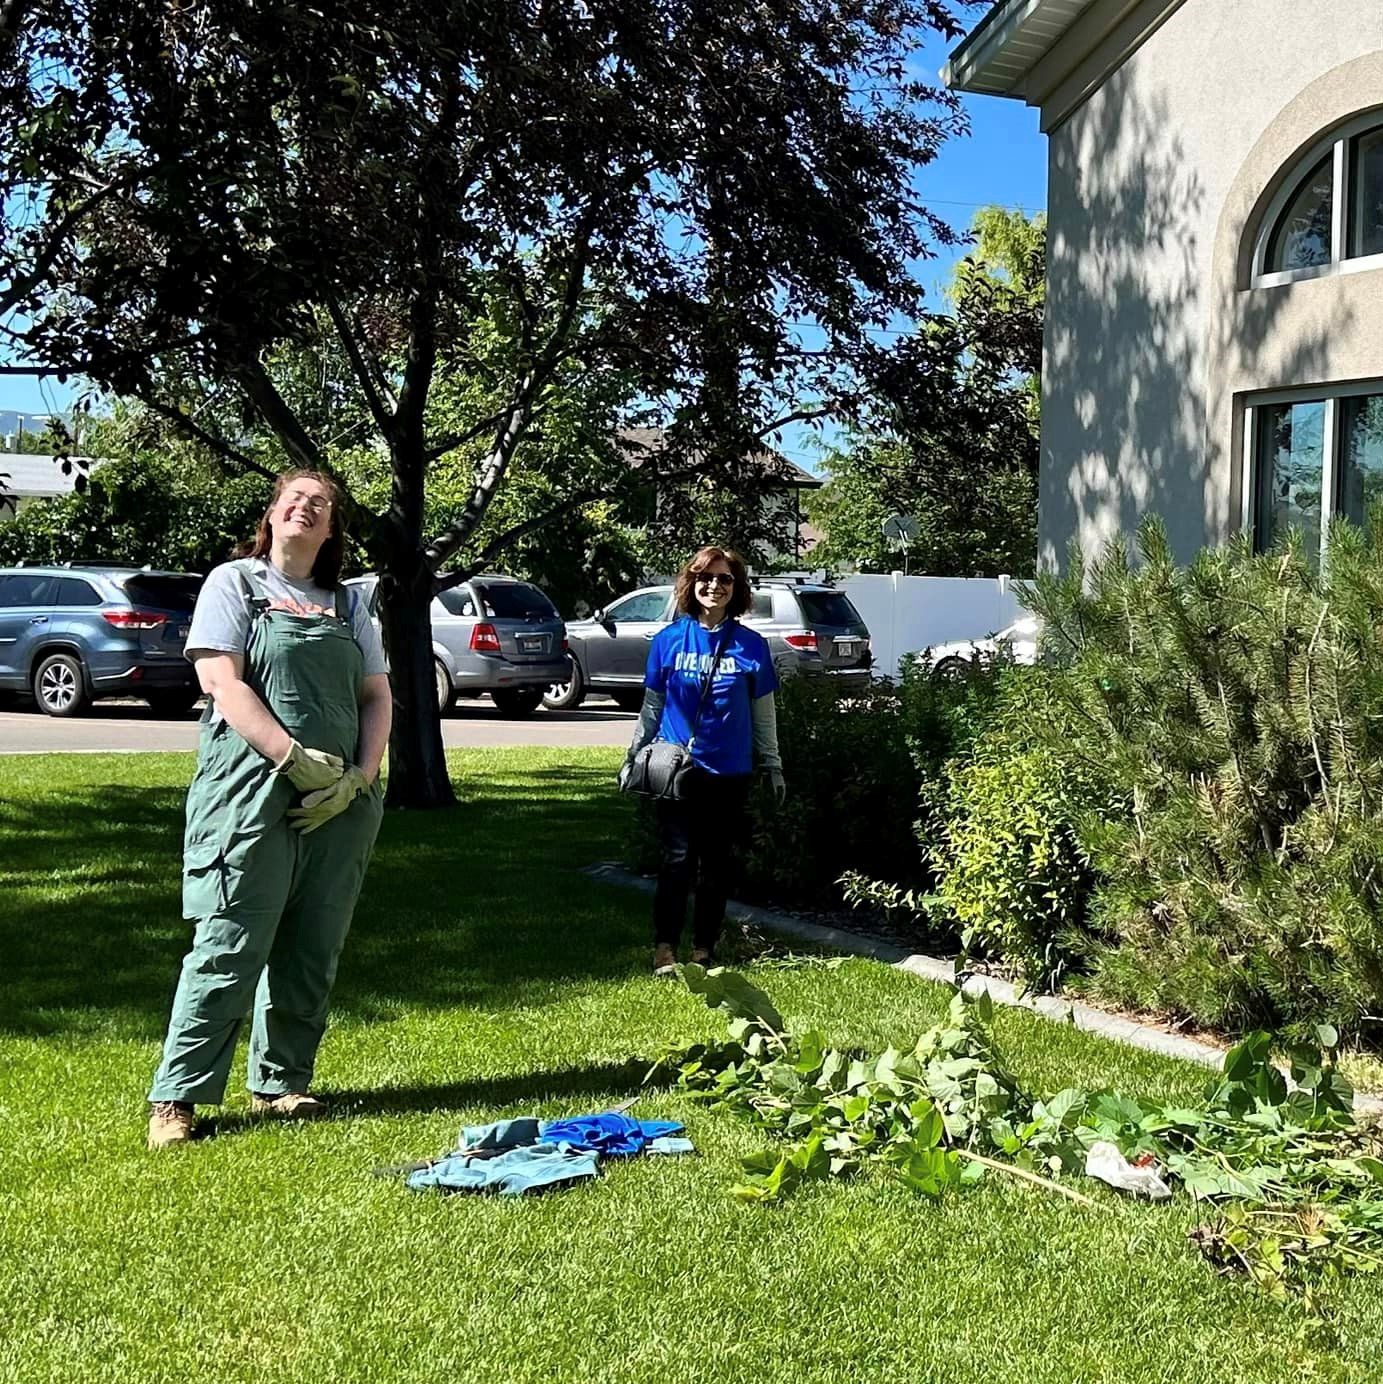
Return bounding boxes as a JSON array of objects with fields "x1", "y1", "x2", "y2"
[
  {"x1": 1255, "y1": 400, "x2": 1326, "y2": 561},
  {"x1": 52, "y1": 577, "x2": 101, "y2": 607},
  {"x1": 606, "y1": 590, "x2": 670, "y2": 623},
  {"x1": 121, "y1": 574, "x2": 201, "y2": 611},
  {"x1": 0, "y1": 574, "x2": 55, "y2": 606},
  {"x1": 796, "y1": 591, "x2": 863, "y2": 627},
  {"x1": 747, "y1": 589, "x2": 775, "y2": 620},
  {"x1": 1340, "y1": 393, "x2": 1383, "y2": 527},
  {"x1": 472, "y1": 581, "x2": 557, "y2": 620},
  {"x1": 1265, "y1": 153, "x2": 1334, "y2": 273},
  {"x1": 436, "y1": 587, "x2": 477, "y2": 618},
  {"x1": 1350, "y1": 128, "x2": 1383, "y2": 259}
]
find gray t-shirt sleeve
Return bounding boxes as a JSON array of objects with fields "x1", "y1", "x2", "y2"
[
  {"x1": 185, "y1": 562, "x2": 252, "y2": 661},
  {"x1": 348, "y1": 588, "x2": 389, "y2": 679}
]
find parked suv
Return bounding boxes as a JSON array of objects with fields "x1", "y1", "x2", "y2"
[
  {"x1": 0, "y1": 564, "x2": 203, "y2": 716},
  {"x1": 346, "y1": 572, "x2": 567, "y2": 717},
  {"x1": 545, "y1": 576, "x2": 872, "y2": 711}
]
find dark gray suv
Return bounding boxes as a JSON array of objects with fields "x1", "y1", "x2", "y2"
[
  {"x1": 0, "y1": 564, "x2": 202, "y2": 716},
  {"x1": 544, "y1": 576, "x2": 871, "y2": 711}
]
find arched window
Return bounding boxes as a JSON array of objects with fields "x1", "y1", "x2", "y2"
[{"x1": 1252, "y1": 112, "x2": 1383, "y2": 285}]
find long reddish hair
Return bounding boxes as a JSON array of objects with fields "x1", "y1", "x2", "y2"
[
  {"x1": 239, "y1": 469, "x2": 348, "y2": 587},
  {"x1": 673, "y1": 545, "x2": 751, "y2": 619}
]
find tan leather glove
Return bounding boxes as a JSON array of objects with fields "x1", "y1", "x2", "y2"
[
  {"x1": 288, "y1": 765, "x2": 369, "y2": 834},
  {"x1": 274, "y1": 739, "x2": 345, "y2": 792}
]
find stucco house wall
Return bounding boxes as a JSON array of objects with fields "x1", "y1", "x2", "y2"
[
  {"x1": 951, "y1": 0, "x2": 1383, "y2": 568},
  {"x1": 1041, "y1": 0, "x2": 1383, "y2": 566}
]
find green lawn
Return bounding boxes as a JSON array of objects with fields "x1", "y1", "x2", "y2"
[{"x1": 3, "y1": 748, "x2": 1382, "y2": 1383}]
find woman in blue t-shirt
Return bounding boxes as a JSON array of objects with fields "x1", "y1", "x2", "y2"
[{"x1": 620, "y1": 546, "x2": 785, "y2": 975}]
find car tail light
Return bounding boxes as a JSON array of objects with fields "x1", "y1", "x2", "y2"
[
  {"x1": 783, "y1": 630, "x2": 818, "y2": 652},
  {"x1": 470, "y1": 622, "x2": 501, "y2": 653},
  {"x1": 561, "y1": 637, "x2": 569, "y2": 653},
  {"x1": 103, "y1": 610, "x2": 167, "y2": 631}
]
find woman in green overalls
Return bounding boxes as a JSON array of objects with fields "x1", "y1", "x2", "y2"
[{"x1": 148, "y1": 470, "x2": 392, "y2": 1149}]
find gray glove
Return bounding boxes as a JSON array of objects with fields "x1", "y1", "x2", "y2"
[
  {"x1": 618, "y1": 758, "x2": 634, "y2": 791},
  {"x1": 274, "y1": 738, "x2": 345, "y2": 792},
  {"x1": 767, "y1": 767, "x2": 786, "y2": 805}
]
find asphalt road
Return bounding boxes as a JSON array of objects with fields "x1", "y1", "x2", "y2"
[{"x1": 0, "y1": 695, "x2": 636, "y2": 754}]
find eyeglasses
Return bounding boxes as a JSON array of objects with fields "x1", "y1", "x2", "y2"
[
  {"x1": 283, "y1": 491, "x2": 332, "y2": 515},
  {"x1": 694, "y1": 572, "x2": 735, "y2": 589}
]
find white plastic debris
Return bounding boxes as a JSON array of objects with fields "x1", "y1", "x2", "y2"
[{"x1": 1084, "y1": 1140, "x2": 1173, "y2": 1200}]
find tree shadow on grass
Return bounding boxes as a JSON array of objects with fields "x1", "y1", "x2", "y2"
[
  {"x1": 204, "y1": 1057, "x2": 672, "y2": 1136},
  {"x1": 0, "y1": 762, "x2": 650, "y2": 1041}
]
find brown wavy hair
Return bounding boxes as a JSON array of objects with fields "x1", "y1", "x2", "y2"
[
  {"x1": 673, "y1": 545, "x2": 751, "y2": 620},
  {"x1": 239, "y1": 469, "x2": 348, "y2": 587}
]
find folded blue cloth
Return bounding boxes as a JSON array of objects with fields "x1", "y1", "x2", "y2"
[
  {"x1": 537, "y1": 1112, "x2": 684, "y2": 1157},
  {"x1": 458, "y1": 1117, "x2": 543, "y2": 1151},
  {"x1": 407, "y1": 1144, "x2": 599, "y2": 1196}
]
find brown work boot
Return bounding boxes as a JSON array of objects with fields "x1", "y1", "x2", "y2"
[
  {"x1": 249, "y1": 1091, "x2": 328, "y2": 1120},
  {"x1": 652, "y1": 943, "x2": 678, "y2": 977},
  {"x1": 147, "y1": 1100, "x2": 195, "y2": 1150}
]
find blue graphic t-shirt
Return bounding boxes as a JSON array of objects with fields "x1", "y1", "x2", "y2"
[{"x1": 645, "y1": 617, "x2": 779, "y2": 776}]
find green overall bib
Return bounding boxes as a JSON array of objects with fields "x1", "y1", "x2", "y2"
[{"x1": 150, "y1": 571, "x2": 384, "y2": 1105}]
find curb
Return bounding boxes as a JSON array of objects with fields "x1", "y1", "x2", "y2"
[{"x1": 582, "y1": 861, "x2": 1383, "y2": 1114}]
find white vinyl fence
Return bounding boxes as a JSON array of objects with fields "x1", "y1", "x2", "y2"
[{"x1": 839, "y1": 573, "x2": 1025, "y2": 681}]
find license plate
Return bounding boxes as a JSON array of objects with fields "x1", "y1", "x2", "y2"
[
  {"x1": 178, "y1": 624, "x2": 191, "y2": 639},
  {"x1": 520, "y1": 636, "x2": 544, "y2": 653},
  {"x1": 836, "y1": 639, "x2": 857, "y2": 655}
]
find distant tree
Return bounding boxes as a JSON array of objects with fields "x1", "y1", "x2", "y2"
[
  {"x1": 0, "y1": 0, "x2": 974, "y2": 804},
  {"x1": 808, "y1": 208, "x2": 1045, "y2": 576}
]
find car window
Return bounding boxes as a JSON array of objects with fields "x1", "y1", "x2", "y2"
[
  {"x1": 796, "y1": 591, "x2": 863, "y2": 627},
  {"x1": 606, "y1": 590, "x2": 669, "y2": 623},
  {"x1": 122, "y1": 574, "x2": 201, "y2": 611},
  {"x1": 52, "y1": 577, "x2": 102, "y2": 607},
  {"x1": 472, "y1": 581, "x2": 557, "y2": 620},
  {"x1": 0, "y1": 573, "x2": 56, "y2": 606},
  {"x1": 436, "y1": 587, "x2": 478, "y2": 618},
  {"x1": 747, "y1": 589, "x2": 775, "y2": 620}
]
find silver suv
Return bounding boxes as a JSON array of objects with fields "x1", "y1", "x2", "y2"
[
  {"x1": 346, "y1": 573, "x2": 568, "y2": 717},
  {"x1": 545, "y1": 577, "x2": 871, "y2": 711}
]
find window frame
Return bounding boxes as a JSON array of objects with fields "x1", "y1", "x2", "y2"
[
  {"x1": 1240, "y1": 379, "x2": 1383, "y2": 554},
  {"x1": 1252, "y1": 110, "x2": 1383, "y2": 288}
]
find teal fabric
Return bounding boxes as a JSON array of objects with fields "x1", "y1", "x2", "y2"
[
  {"x1": 407, "y1": 1146, "x2": 600, "y2": 1196},
  {"x1": 150, "y1": 567, "x2": 383, "y2": 1105}
]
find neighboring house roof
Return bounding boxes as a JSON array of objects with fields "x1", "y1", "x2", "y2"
[
  {"x1": 944, "y1": 0, "x2": 1181, "y2": 122},
  {"x1": 618, "y1": 427, "x2": 820, "y2": 490},
  {"x1": 0, "y1": 454, "x2": 98, "y2": 499}
]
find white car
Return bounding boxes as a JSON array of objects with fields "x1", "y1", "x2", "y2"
[{"x1": 916, "y1": 616, "x2": 1040, "y2": 677}]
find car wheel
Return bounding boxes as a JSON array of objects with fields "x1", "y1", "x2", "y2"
[
  {"x1": 33, "y1": 652, "x2": 90, "y2": 717},
  {"x1": 143, "y1": 689, "x2": 199, "y2": 717},
  {"x1": 932, "y1": 655, "x2": 970, "y2": 681},
  {"x1": 611, "y1": 689, "x2": 645, "y2": 713},
  {"x1": 491, "y1": 687, "x2": 543, "y2": 718},
  {"x1": 435, "y1": 657, "x2": 456, "y2": 715},
  {"x1": 542, "y1": 655, "x2": 586, "y2": 710}
]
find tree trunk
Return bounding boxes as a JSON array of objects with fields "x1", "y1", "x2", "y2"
[
  {"x1": 378, "y1": 437, "x2": 456, "y2": 809},
  {"x1": 378, "y1": 557, "x2": 456, "y2": 809}
]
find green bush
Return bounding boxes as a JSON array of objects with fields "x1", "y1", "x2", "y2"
[
  {"x1": 934, "y1": 742, "x2": 1096, "y2": 991},
  {"x1": 1024, "y1": 514, "x2": 1383, "y2": 1040}
]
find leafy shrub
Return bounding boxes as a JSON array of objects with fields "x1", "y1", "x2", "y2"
[{"x1": 1024, "y1": 514, "x2": 1383, "y2": 1040}]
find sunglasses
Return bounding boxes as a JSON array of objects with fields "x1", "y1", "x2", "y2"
[{"x1": 694, "y1": 572, "x2": 736, "y2": 589}]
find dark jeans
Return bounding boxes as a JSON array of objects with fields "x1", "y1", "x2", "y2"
[{"x1": 653, "y1": 769, "x2": 752, "y2": 954}]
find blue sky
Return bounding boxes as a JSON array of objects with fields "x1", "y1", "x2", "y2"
[{"x1": 2, "y1": 13, "x2": 1048, "y2": 466}]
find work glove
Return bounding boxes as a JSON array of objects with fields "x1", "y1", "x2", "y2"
[
  {"x1": 618, "y1": 757, "x2": 634, "y2": 791},
  {"x1": 767, "y1": 768, "x2": 786, "y2": 805},
  {"x1": 274, "y1": 738, "x2": 345, "y2": 792},
  {"x1": 288, "y1": 765, "x2": 370, "y2": 834}
]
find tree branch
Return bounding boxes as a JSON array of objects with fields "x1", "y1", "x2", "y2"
[
  {"x1": 234, "y1": 358, "x2": 328, "y2": 472},
  {"x1": 132, "y1": 390, "x2": 277, "y2": 480},
  {"x1": 324, "y1": 292, "x2": 394, "y2": 438}
]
